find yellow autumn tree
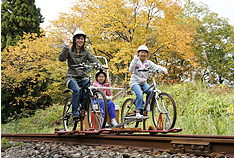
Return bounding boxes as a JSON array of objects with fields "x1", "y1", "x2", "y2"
[
  {"x1": 47, "y1": 0, "x2": 198, "y2": 83},
  {"x1": 1, "y1": 31, "x2": 66, "y2": 122}
]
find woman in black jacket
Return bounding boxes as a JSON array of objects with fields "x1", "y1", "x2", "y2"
[{"x1": 59, "y1": 30, "x2": 105, "y2": 119}]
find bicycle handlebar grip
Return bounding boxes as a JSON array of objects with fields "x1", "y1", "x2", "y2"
[
  {"x1": 92, "y1": 62, "x2": 98, "y2": 67},
  {"x1": 154, "y1": 69, "x2": 165, "y2": 74},
  {"x1": 138, "y1": 68, "x2": 149, "y2": 72}
]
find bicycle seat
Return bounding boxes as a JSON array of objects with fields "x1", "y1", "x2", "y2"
[
  {"x1": 63, "y1": 89, "x2": 73, "y2": 93},
  {"x1": 126, "y1": 90, "x2": 135, "y2": 95},
  {"x1": 81, "y1": 80, "x2": 90, "y2": 90}
]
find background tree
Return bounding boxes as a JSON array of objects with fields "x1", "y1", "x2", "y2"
[
  {"x1": 1, "y1": 0, "x2": 44, "y2": 51},
  {"x1": 2, "y1": 0, "x2": 233, "y2": 123},
  {"x1": 1, "y1": 32, "x2": 66, "y2": 123},
  {"x1": 182, "y1": 0, "x2": 234, "y2": 86},
  {"x1": 47, "y1": 0, "x2": 199, "y2": 84}
]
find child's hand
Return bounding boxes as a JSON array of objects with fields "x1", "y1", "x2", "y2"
[
  {"x1": 106, "y1": 81, "x2": 111, "y2": 86},
  {"x1": 133, "y1": 53, "x2": 139, "y2": 59},
  {"x1": 164, "y1": 69, "x2": 168, "y2": 75}
]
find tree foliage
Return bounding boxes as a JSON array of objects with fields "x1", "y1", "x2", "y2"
[
  {"x1": 47, "y1": 0, "x2": 199, "y2": 83},
  {"x1": 182, "y1": 0, "x2": 234, "y2": 86},
  {"x1": 1, "y1": 0, "x2": 44, "y2": 50},
  {"x1": 2, "y1": 0, "x2": 234, "y2": 123},
  {"x1": 1, "y1": 32, "x2": 66, "y2": 123}
]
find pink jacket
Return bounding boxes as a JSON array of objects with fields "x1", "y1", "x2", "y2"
[{"x1": 93, "y1": 81, "x2": 112, "y2": 96}]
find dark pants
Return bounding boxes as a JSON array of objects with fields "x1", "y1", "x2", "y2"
[{"x1": 68, "y1": 79, "x2": 89, "y2": 116}]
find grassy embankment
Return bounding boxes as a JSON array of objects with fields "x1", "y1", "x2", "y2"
[{"x1": 1, "y1": 81, "x2": 233, "y2": 135}]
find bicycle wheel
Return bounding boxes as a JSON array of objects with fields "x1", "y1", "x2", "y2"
[
  {"x1": 152, "y1": 92, "x2": 176, "y2": 130},
  {"x1": 88, "y1": 90, "x2": 108, "y2": 130},
  {"x1": 63, "y1": 96, "x2": 78, "y2": 131},
  {"x1": 86, "y1": 95, "x2": 92, "y2": 129},
  {"x1": 121, "y1": 98, "x2": 137, "y2": 127}
]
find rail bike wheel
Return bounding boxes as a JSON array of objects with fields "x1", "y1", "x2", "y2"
[
  {"x1": 121, "y1": 98, "x2": 137, "y2": 127},
  {"x1": 63, "y1": 96, "x2": 78, "y2": 131},
  {"x1": 152, "y1": 92, "x2": 177, "y2": 130},
  {"x1": 88, "y1": 90, "x2": 108, "y2": 130}
]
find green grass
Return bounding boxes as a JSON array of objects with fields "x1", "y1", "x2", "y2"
[
  {"x1": 1, "y1": 137, "x2": 24, "y2": 151},
  {"x1": 166, "y1": 81, "x2": 234, "y2": 135},
  {"x1": 1, "y1": 81, "x2": 234, "y2": 135},
  {"x1": 1, "y1": 104, "x2": 64, "y2": 133}
]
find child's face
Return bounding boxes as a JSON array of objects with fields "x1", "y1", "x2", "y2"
[
  {"x1": 97, "y1": 73, "x2": 106, "y2": 84},
  {"x1": 138, "y1": 50, "x2": 148, "y2": 61}
]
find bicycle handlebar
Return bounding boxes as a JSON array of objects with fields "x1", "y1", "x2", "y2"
[
  {"x1": 138, "y1": 68, "x2": 165, "y2": 74},
  {"x1": 71, "y1": 62, "x2": 104, "y2": 71},
  {"x1": 138, "y1": 68, "x2": 166, "y2": 83}
]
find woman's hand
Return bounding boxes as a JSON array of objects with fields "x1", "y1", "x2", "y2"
[{"x1": 63, "y1": 38, "x2": 70, "y2": 46}]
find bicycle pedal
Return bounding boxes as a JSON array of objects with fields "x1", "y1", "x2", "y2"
[
  {"x1": 125, "y1": 116, "x2": 136, "y2": 120},
  {"x1": 125, "y1": 116, "x2": 149, "y2": 120},
  {"x1": 136, "y1": 116, "x2": 149, "y2": 120},
  {"x1": 73, "y1": 118, "x2": 79, "y2": 121},
  {"x1": 73, "y1": 116, "x2": 81, "y2": 121},
  {"x1": 135, "y1": 116, "x2": 148, "y2": 120}
]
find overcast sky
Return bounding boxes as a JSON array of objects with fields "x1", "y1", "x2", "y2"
[
  {"x1": 187, "y1": 0, "x2": 234, "y2": 24},
  {"x1": 35, "y1": 0, "x2": 234, "y2": 29}
]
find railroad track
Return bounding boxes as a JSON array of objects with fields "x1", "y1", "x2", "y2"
[{"x1": 2, "y1": 133, "x2": 234, "y2": 158}]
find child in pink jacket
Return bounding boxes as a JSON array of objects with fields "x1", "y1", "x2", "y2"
[{"x1": 93, "y1": 71, "x2": 118, "y2": 127}]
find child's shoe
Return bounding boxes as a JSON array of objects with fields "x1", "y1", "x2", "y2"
[
  {"x1": 105, "y1": 122, "x2": 110, "y2": 128},
  {"x1": 146, "y1": 105, "x2": 151, "y2": 112},
  {"x1": 111, "y1": 120, "x2": 118, "y2": 127},
  {"x1": 136, "y1": 112, "x2": 144, "y2": 119}
]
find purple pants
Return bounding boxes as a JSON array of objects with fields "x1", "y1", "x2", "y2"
[{"x1": 93, "y1": 99, "x2": 116, "y2": 119}]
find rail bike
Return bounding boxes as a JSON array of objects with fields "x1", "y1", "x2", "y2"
[{"x1": 55, "y1": 56, "x2": 182, "y2": 135}]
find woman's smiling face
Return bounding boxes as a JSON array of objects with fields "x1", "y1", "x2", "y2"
[
  {"x1": 138, "y1": 50, "x2": 148, "y2": 61},
  {"x1": 75, "y1": 35, "x2": 85, "y2": 48}
]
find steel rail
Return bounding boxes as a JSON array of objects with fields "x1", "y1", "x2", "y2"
[{"x1": 1, "y1": 133, "x2": 234, "y2": 158}]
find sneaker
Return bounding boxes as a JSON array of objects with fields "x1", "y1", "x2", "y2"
[
  {"x1": 72, "y1": 114, "x2": 80, "y2": 119},
  {"x1": 146, "y1": 105, "x2": 151, "y2": 112},
  {"x1": 136, "y1": 113, "x2": 144, "y2": 119},
  {"x1": 105, "y1": 122, "x2": 110, "y2": 128},
  {"x1": 111, "y1": 120, "x2": 118, "y2": 127},
  {"x1": 72, "y1": 110, "x2": 81, "y2": 119}
]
